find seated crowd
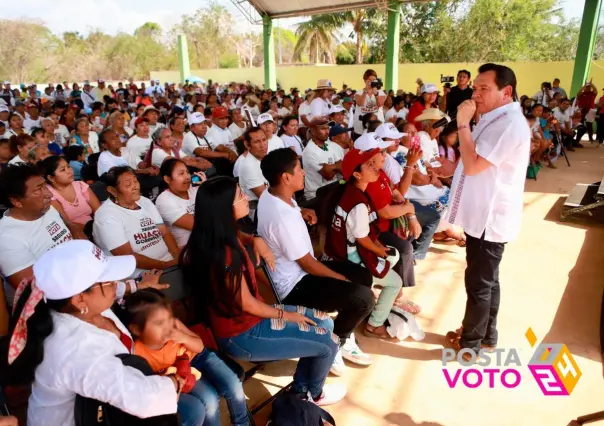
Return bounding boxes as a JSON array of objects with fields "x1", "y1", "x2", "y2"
[{"x1": 0, "y1": 69, "x2": 579, "y2": 425}]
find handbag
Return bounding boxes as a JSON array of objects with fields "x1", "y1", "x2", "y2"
[
  {"x1": 391, "y1": 215, "x2": 409, "y2": 240},
  {"x1": 269, "y1": 393, "x2": 336, "y2": 426}
]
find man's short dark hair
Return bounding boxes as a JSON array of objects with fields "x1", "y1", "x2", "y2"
[
  {"x1": 98, "y1": 128, "x2": 114, "y2": 146},
  {"x1": 553, "y1": 78, "x2": 560, "y2": 83},
  {"x1": 458, "y1": 69, "x2": 471, "y2": 79},
  {"x1": 261, "y1": 148, "x2": 299, "y2": 187},
  {"x1": 478, "y1": 63, "x2": 517, "y2": 101},
  {"x1": 0, "y1": 163, "x2": 42, "y2": 207},
  {"x1": 393, "y1": 95, "x2": 405, "y2": 106},
  {"x1": 560, "y1": 97, "x2": 571, "y2": 104},
  {"x1": 30, "y1": 127, "x2": 44, "y2": 138},
  {"x1": 244, "y1": 126, "x2": 264, "y2": 143}
]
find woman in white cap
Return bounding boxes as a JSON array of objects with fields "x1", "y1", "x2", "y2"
[
  {"x1": 310, "y1": 80, "x2": 336, "y2": 121},
  {"x1": 1, "y1": 240, "x2": 180, "y2": 426},
  {"x1": 407, "y1": 83, "x2": 439, "y2": 124}
]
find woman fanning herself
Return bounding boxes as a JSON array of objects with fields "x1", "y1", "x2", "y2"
[
  {"x1": 0, "y1": 240, "x2": 181, "y2": 426},
  {"x1": 155, "y1": 159, "x2": 206, "y2": 249},
  {"x1": 180, "y1": 177, "x2": 347, "y2": 406}
]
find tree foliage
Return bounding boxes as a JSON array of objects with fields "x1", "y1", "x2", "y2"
[{"x1": 0, "y1": 0, "x2": 597, "y2": 83}]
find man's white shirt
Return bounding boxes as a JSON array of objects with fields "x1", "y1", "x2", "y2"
[{"x1": 445, "y1": 102, "x2": 530, "y2": 243}]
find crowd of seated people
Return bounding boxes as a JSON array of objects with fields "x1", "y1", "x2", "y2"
[{"x1": 0, "y1": 69, "x2": 583, "y2": 425}]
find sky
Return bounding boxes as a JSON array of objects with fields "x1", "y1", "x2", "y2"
[{"x1": 0, "y1": 0, "x2": 588, "y2": 36}]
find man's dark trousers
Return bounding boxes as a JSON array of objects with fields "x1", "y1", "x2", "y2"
[{"x1": 459, "y1": 232, "x2": 506, "y2": 352}]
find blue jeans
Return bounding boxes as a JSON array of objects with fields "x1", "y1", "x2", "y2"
[
  {"x1": 177, "y1": 349, "x2": 249, "y2": 426},
  {"x1": 218, "y1": 305, "x2": 339, "y2": 399},
  {"x1": 410, "y1": 200, "x2": 441, "y2": 260}
]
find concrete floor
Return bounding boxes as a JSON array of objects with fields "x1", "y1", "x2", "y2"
[{"x1": 240, "y1": 144, "x2": 604, "y2": 426}]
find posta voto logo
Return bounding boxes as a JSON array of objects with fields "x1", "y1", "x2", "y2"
[{"x1": 441, "y1": 328, "x2": 582, "y2": 395}]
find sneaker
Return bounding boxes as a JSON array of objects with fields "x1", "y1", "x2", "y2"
[
  {"x1": 310, "y1": 384, "x2": 347, "y2": 406},
  {"x1": 341, "y1": 333, "x2": 372, "y2": 366},
  {"x1": 329, "y1": 349, "x2": 345, "y2": 377}
]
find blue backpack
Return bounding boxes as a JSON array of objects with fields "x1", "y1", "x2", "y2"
[{"x1": 270, "y1": 393, "x2": 336, "y2": 426}]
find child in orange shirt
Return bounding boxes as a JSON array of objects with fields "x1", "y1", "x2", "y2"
[{"x1": 124, "y1": 289, "x2": 249, "y2": 426}]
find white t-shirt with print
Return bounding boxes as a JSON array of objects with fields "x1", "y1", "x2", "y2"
[
  {"x1": 92, "y1": 197, "x2": 173, "y2": 278},
  {"x1": 418, "y1": 131, "x2": 441, "y2": 167},
  {"x1": 126, "y1": 135, "x2": 152, "y2": 165},
  {"x1": 97, "y1": 151, "x2": 129, "y2": 176},
  {"x1": 151, "y1": 148, "x2": 187, "y2": 168},
  {"x1": 302, "y1": 141, "x2": 345, "y2": 200},
  {"x1": 257, "y1": 191, "x2": 312, "y2": 299},
  {"x1": 383, "y1": 153, "x2": 403, "y2": 185},
  {"x1": 182, "y1": 131, "x2": 212, "y2": 157},
  {"x1": 0, "y1": 206, "x2": 73, "y2": 301},
  {"x1": 155, "y1": 187, "x2": 198, "y2": 248},
  {"x1": 353, "y1": 90, "x2": 386, "y2": 134}
]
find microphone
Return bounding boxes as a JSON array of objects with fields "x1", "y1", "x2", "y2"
[{"x1": 433, "y1": 116, "x2": 455, "y2": 129}]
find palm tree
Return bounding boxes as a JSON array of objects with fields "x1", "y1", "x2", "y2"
[
  {"x1": 299, "y1": 10, "x2": 378, "y2": 64},
  {"x1": 293, "y1": 18, "x2": 338, "y2": 64}
]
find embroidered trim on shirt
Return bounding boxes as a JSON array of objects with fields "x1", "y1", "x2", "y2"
[{"x1": 448, "y1": 111, "x2": 509, "y2": 224}]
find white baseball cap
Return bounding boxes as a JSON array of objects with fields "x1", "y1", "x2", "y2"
[
  {"x1": 354, "y1": 132, "x2": 393, "y2": 152},
  {"x1": 189, "y1": 112, "x2": 207, "y2": 125},
  {"x1": 98, "y1": 78, "x2": 105, "y2": 83},
  {"x1": 375, "y1": 123, "x2": 406, "y2": 140},
  {"x1": 420, "y1": 83, "x2": 438, "y2": 94},
  {"x1": 3, "y1": 81, "x2": 9, "y2": 85},
  {"x1": 328, "y1": 105, "x2": 346, "y2": 115},
  {"x1": 257, "y1": 113, "x2": 274, "y2": 125},
  {"x1": 0, "y1": 105, "x2": 9, "y2": 113},
  {"x1": 33, "y1": 240, "x2": 135, "y2": 301}
]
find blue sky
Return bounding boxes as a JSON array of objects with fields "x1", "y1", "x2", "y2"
[{"x1": 0, "y1": 0, "x2": 587, "y2": 36}]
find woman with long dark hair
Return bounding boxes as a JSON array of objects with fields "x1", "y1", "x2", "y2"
[
  {"x1": 406, "y1": 83, "x2": 438, "y2": 124},
  {"x1": 0, "y1": 240, "x2": 182, "y2": 425},
  {"x1": 180, "y1": 177, "x2": 346, "y2": 406}
]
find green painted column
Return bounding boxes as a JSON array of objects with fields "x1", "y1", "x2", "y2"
[
  {"x1": 571, "y1": 0, "x2": 602, "y2": 96},
  {"x1": 385, "y1": 0, "x2": 401, "y2": 92},
  {"x1": 263, "y1": 15, "x2": 277, "y2": 90},
  {"x1": 177, "y1": 34, "x2": 191, "y2": 84}
]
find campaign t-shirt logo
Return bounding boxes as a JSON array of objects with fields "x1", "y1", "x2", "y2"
[
  {"x1": 134, "y1": 217, "x2": 162, "y2": 251},
  {"x1": 46, "y1": 220, "x2": 72, "y2": 245}
]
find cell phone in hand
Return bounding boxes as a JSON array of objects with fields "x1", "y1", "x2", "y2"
[
  {"x1": 411, "y1": 135, "x2": 421, "y2": 150},
  {"x1": 191, "y1": 175, "x2": 202, "y2": 185}
]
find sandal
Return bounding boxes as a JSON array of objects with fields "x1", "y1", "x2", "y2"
[
  {"x1": 364, "y1": 324, "x2": 398, "y2": 341},
  {"x1": 394, "y1": 298, "x2": 422, "y2": 315}
]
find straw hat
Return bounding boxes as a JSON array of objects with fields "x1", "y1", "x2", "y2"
[
  {"x1": 246, "y1": 93, "x2": 261, "y2": 104},
  {"x1": 315, "y1": 79, "x2": 335, "y2": 91},
  {"x1": 414, "y1": 108, "x2": 449, "y2": 122}
]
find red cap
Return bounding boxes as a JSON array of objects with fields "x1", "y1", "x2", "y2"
[
  {"x1": 213, "y1": 106, "x2": 229, "y2": 119},
  {"x1": 342, "y1": 148, "x2": 380, "y2": 181}
]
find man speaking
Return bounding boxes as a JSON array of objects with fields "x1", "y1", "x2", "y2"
[{"x1": 445, "y1": 63, "x2": 530, "y2": 361}]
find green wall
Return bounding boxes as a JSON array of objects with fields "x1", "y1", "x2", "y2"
[{"x1": 152, "y1": 61, "x2": 604, "y2": 98}]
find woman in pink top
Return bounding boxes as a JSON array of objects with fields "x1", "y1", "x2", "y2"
[{"x1": 40, "y1": 156, "x2": 101, "y2": 229}]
